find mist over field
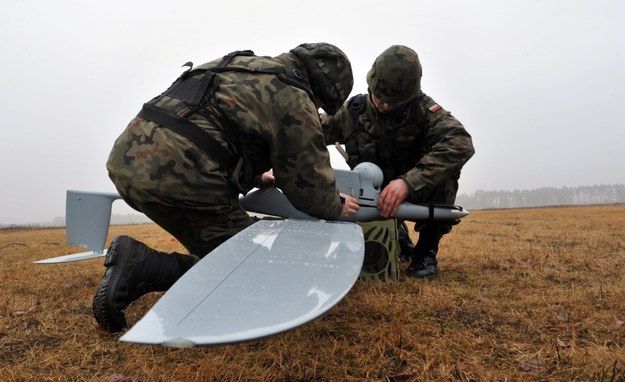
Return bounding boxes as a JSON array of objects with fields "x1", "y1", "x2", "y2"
[{"x1": 2, "y1": 1, "x2": 624, "y2": 225}]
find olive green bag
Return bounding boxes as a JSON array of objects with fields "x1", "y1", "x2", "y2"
[{"x1": 357, "y1": 219, "x2": 400, "y2": 281}]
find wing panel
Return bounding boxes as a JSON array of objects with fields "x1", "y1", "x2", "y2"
[{"x1": 120, "y1": 219, "x2": 364, "y2": 347}]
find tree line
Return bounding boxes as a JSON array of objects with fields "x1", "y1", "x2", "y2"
[
  {"x1": 3, "y1": 184, "x2": 625, "y2": 229},
  {"x1": 455, "y1": 184, "x2": 625, "y2": 210}
]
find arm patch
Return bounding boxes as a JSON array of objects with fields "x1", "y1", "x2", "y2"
[{"x1": 428, "y1": 103, "x2": 442, "y2": 113}]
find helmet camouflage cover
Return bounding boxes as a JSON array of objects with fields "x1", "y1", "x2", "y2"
[
  {"x1": 366, "y1": 45, "x2": 422, "y2": 105},
  {"x1": 290, "y1": 43, "x2": 354, "y2": 115}
]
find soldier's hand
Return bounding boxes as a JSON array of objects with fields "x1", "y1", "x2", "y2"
[
  {"x1": 339, "y1": 193, "x2": 360, "y2": 218},
  {"x1": 378, "y1": 179, "x2": 410, "y2": 218},
  {"x1": 260, "y1": 169, "x2": 275, "y2": 185}
]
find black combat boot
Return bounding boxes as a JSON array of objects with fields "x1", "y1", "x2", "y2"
[
  {"x1": 92, "y1": 235, "x2": 198, "y2": 332},
  {"x1": 406, "y1": 233, "x2": 440, "y2": 278},
  {"x1": 406, "y1": 249, "x2": 438, "y2": 278}
]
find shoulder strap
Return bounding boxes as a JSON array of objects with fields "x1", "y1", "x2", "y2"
[
  {"x1": 342, "y1": 94, "x2": 368, "y2": 168},
  {"x1": 137, "y1": 103, "x2": 237, "y2": 169},
  {"x1": 138, "y1": 50, "x2": 314, "y2": 171},
  {"x1": 207, "y1": 50, "x2": 315, "y2": 99},
  {"x1": 347, "y1": 94, "x2": 367, "y2": 138},
  {"x1": 208, "y1": 65, "x2": 315, "y2": 101}
]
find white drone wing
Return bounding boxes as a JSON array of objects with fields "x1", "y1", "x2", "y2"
[{"x1": 120, "y1": 219, "x2": 364, "y2": 347}]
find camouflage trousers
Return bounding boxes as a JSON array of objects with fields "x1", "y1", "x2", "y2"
[
  {"x1": 107, "y1": 119, "x2": 255, "y2": 258},
  {"x1": 109, "y1": 166, "x2": 255, "y2": 258},
  {"x1": 120, "y1": 195, "x2": 255, "y2": 258},
  {"x1": 407, "y1": 172, "x2": 461, "y2": 247}
]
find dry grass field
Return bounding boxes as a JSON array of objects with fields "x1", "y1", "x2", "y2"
[{"x1": 1, "y1": 205, "x2": 624, "y2": 381}]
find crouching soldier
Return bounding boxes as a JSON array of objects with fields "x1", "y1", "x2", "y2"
[
  {"x1": 321, "y1": 45, "x2": 475, "y2": 278},
  {"x1": 94, "y1": 43, "x2": 360, "y2": 332}
]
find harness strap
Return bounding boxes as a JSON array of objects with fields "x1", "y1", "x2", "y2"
[
  {"x1": 137, "y1": 103, "x2": 237, "y2": 169},
  {"x1": 163, "y1": 73, "x2": 218, "y2": 107},
  {"x1": 138, "y1": 50, "x2": 314, "y2": 173},
  {"x1": 347, "y1": 94, "x2": 366, "y2": 138},
  {"x1": 208, "y1": 65, "x2": 315, "y2": 101}
]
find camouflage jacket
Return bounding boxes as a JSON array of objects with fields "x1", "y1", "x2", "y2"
[
  {"x1": 107, "y1": 53, "x2": 343, "y2": 219},
  {"x1": 321, "y1": 93, "x2": 475, "y2": 201}
]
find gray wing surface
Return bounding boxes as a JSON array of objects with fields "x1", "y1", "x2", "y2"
[
  {"x1": 33, "y1": 249, "x2": 107, "y2": 264},
  {"x1": 34, "y1": 190, "x2": 120, "y2": 264},
  {"x1": 120, "y1": 219, "x2": 364, "y2": 347}
]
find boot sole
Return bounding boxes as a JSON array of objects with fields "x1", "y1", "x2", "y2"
[
  {"x1": 406, "y1": 270, "x2": 438, "y2": 278},
  {"x1": 92, "y1": 236, "x2": 134, "y2": 332},
  {"x1": 406, "y1": 266, "x2": 438, "y2": 278}
]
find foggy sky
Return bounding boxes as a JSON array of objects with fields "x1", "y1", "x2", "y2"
[{"x1": 1, "y1": 0, "x2": 624, "y2": 225}]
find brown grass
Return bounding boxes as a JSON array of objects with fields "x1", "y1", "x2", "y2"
[{"x1": 1, "y1": 205, "x2": 624, "y2": 381}]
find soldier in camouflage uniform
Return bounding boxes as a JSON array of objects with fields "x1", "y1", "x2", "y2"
[
  {"x1": 322, "y1": 45, "x2": 475, "y2": 278},
  {"x1": 93, "y1": 43, "x2": 360, "y2": 332}
]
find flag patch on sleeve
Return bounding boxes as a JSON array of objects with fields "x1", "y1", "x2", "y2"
[{"x1": 428, "y1": 104, "x2": 442, "y2": 113}]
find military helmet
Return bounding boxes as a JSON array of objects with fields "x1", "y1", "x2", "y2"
[
  {"x1": 290, "y1": 43, "x2": 353, "y2": 115},
  {"x1": 366, "y1": 45, "x2": 422, "y2": 105}
]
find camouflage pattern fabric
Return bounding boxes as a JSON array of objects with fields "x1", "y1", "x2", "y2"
[
  {"x1": 107, "y1": 50, "x2": 350, "y2": 256},
  {"x1": 366, "y1": 45, "x2": 422, "y2": 105},
  {"x1": 290, "y1": 43, "x2": 353, "y2": 115},
  {"x1": 323, "y1": 44, "x2": 474, "y2": 253},
  {"x1": 322, "y1": 92, "x2": 474, "y2": 204},
  {"x1": 321, "y1": 92, "x2": 474, "y2": 237}
]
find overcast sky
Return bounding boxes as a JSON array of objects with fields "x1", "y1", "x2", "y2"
[{"x1": 1, "y1": 0, "x2": 624, "y2": 225}]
